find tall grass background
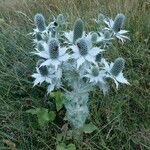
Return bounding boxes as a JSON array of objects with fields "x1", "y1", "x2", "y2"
[{"x1": 0, "y1": 0, "x2": 150, "y2": 149}]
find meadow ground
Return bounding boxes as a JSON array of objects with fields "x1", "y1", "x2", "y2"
[{"x1": 0, "y1": 0, "x2": 150, "y2": 149}]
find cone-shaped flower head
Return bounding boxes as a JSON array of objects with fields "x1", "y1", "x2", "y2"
[
  {"x1": 104, "y1": 30, "x2": 110, "y2": 39},
  {"x1": 73, "y1": 18, "x2": 84, "y2": 44},
  {"x1": 36, "y1": 60, "x2": 49, "y2": 76},
  {"x1": 92, "y1": 66, "x2": 99, "y2": 77},
  {"x1": 112, "y1": 13, "x2": 125, "y2": 32},
  {"x1": 36, "y1": 32, "x2": 43, "y2": 41},
  {"x1": 76, "y1": 38, "x2": 88, "y2": 56},
  {"x1": 91, "y1": 32, "x2": 98, "y2": 43},
  {"x1": 111, "y1": 57, "x2": 125, "y2": 76},
  {"x1": 48, "y1": 38, "x2": 59, "y2": 59},
  {"x1": 95, "y1": 53, "x2": 102, "y2": 62},
  {"x1": 37, "y1": 43, "x2": 45, "y2": 51},
  {"x1": 98, "y1": 13, "x2": 105, "y2": 21},
  {"x1": 34, "y1": 13, "x2": 46, "y2": 31}
]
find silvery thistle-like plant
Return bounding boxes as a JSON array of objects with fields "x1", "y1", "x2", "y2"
[{"x1": 30, "y1": 13, "x2": 130, "y2": 135}]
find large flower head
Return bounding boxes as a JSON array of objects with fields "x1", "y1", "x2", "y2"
[
  {"x1": 64, "y1": 18, "x2": 85, "y2": 45},
  {"x1": 70, "y1": 37, "x2": 104, "y2": 69},
  {"x1": 32, "y1": 59, "x2": 62, "y2": 93},
  {"x1": 84, "y1": 66, "x2": 106, "y2": 84},
  {"x1": 32, "y1": 60, "x2": 55, "y2": 86},
  {"x1": 102, "y1": 58, "x2": 130, "y2": 89},
  {"x1": 32, "y1": 38, "x2": 69, "y2": 69}
]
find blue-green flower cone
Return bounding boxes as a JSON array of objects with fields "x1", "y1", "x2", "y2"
[
  {"x1": 36, "y1": 32, "x2": 43, "y2": 41},
  {"x1": 92, "y1": 67, "x2": 99, "y2": 77},
  {"x1": 48, "y1": 38, "x2": 59, "y2": 59},
  {"x1": 73, "y1": 18, "x2": 84, "y2": 44},
  {"x1": 34, "y1": 13, "x2": 46, "y2": 32},
  {"x1": 91, "y1": 32, "x2": 98, "y2": 43},
  {"x1": 36, "y1": 60, "x2": 49, "y2": 76},
  {"x1": 76, "y1": 38, "x2": 88, "y2": 56},
  {"x1": 37, "y1": 43, "x2": 44, "y2": 51},
  {"x1": 112, "y1": 14, "x2": 125, "y2": 32},
  {"x1": 111, "y1": 58, "x2": 125, "y2": 76},
  {"x1": 95, "y1": 53, "x2": 102, "y2": 62}
]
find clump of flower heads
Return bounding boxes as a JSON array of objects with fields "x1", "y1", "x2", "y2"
[{"x1": 31, "y1": 13, "x2": 130, "y2": 129}]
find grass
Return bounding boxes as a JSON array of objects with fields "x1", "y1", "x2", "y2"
[{"x1": 0, "y1": 0, "x2": 150, "y2": 149}]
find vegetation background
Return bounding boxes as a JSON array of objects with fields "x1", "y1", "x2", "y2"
[{"x1": 0, "y1": 0, "x2": 150, "y2": 149}]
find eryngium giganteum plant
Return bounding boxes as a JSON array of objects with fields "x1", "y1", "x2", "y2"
[{"x1": 31, "y1": 13, "x2": 130, "y2": 130}]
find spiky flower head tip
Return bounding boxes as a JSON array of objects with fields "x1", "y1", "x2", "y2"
[
  {"x1": 73, "y1": 18, "x2": 84, "y2": 44},
  {"x1": 34, "y1": 13, "x2": 46, "y2": 32}
]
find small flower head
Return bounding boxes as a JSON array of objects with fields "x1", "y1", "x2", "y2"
[
  {"x1": 36, "y1": 32, "x2": 43, "y2": 41},
  {"x1": 95, "y1": 53, "x2": 102, "y2": 62},
  {"x1": 34, "y1": 13, "x2": 46, "y2": 32},
  {"x1": 48, "y1": 38, "x2": 59, "y2": 59},
  {"x1": 76, "y1": 38, "x2": 88, "y2": 56},
  {"x1": 91, "y1": 32, "x2": 98, "y2": 43},
  {"x1": 84, "y1": 66, "x2": 106, "y2": 84},
  {"x1": 113, "y1": 13, "x2": 125, "y2": 32},
  {"x1": 91, "y1": 66, "x2": 99, "y2": 77},
  {"x1": 103, "y1": 30, "x2": 111, "y2": 39},
  {"x1": 110, "y1": 57, "x2": 124, "y2": 76},
  {"x1": 56, "y1": 14, "x2": 65, "y2": 25},
  {"x1": 36, "y1": 59, "x2": 49, "y2": 76},
  {"x1": 37, "y1": 42, "x2": 45, "y2": 51}
]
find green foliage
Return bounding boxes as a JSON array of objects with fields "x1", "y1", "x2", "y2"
[
  {"x1": 51, "y1": 91, "x2": 64, "y2": 111},
  {"x1": 56, "y1": 143, "x2": 76, "y2": 150},
  {"x1": 82, "y1": 122, "x2": 97, "y2": 133},
  {"x1": 27, "y1": 108, "x2": 56, "y2": 126}
]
